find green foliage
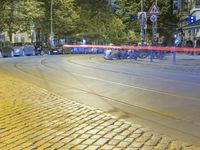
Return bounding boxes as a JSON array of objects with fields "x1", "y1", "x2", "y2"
[
  {"x1": 112, "y1": 0, "x2": 178, "y2": 42},
  {"x1": 0, "y1": 0, "x2": 43, "y2": 32},
  {"x1": 0, "y1": 0, "x2": 178, "y2": 44}
]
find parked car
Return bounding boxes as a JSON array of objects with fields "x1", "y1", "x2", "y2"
[
  {"x1": 0, "y1": 42, "x2": 14, "y2": 57},
  {"x1": 48, "y1": 48, "x2": 63, "y2": 55},
  {"x1": 23, "y1": 43, "x2": 35, "y2": 56},
  {"x1": 48, "y1": 44, "x2": 63, "y2": 55},
  {"x1": 13, "y1": 43, "x2": 24, "y2": 56},
  {"x1": 1, "y1": 46, "x2": 14, "y2": 57}
]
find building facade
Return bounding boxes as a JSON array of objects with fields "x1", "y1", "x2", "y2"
[
  {"x1": 173, "y1": 0, "x2": 200, "y2": 45},
  {"x1": 0, "y1": 31, "x2": 36, "y2": 44}
]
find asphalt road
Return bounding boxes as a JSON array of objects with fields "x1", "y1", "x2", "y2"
[{"x1": 1, "y1": 54, "x2": 200, "y2": 146}]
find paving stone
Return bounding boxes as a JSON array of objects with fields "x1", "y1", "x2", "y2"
[
  {"x1": 113, "y1": 135, "x2": 127, "y2": 140},
  {"x1": 108, "y1": 139, "x2": 121, "y2": 145},
  {"x1": 130, "y1": 142, "x2": 144, "y2": 148},
  {"x1": 72, "y1": 144, "x2": 88, "y2": 150},
  {"x1": 87, "y1": 129, "x2": 100, "y2": 134},
  {"x1": 134, "y1": 129, "x2": 144, "y2": 134},
  {"x1": 101, "y1": 144, "x2": 114, "y2": 150},
  {"x1": 47, "y1": 142, "x2": 65, "y2": 149},
  {"x1": 82, "y1": 139, "x2": 97, "y2": 145},
  {"x1": 103, "y1": 132, "x2": 117, "y2": 139},
  {"x1": 93, "y1": 138, "x2": 109, "y2": 146},
  {"x1": 90, "y1": 134, "x2": 102, "y2": 139},
  {"x1": 140, "y1": 145, "x2": 154, "y2": 150},
  {"x1": 79, "y1": 134, "x2": 92, "y2": 139},
  {"x1": 117, "y1": 141, "x2": 131, "y2": 148},
  {"x1": 84, "y1": 145, "x2": 100, "y2": 150},
  {"x1": 153, "y1": 143, "x2": 169, "y2": 150},
  {"x1": 70, "y1": 138, "x2": 85, "y2": 145},
  {"x1": 129, "y1": 133, "x2": 141, "y2": 139},
  {"x1": 36, "y1": 142, "x2": 52, "y2": 149},
  {"x1": 144, "y1": 136, "x2": 161, "y2": 146}
]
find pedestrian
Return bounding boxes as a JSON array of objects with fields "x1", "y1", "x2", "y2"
[
  {"x1": 186, "y1": 40, "x2": 194, "y2": 55},
  {"x1": 195, "y1": 39, "x2": 200, "y2": 55}
]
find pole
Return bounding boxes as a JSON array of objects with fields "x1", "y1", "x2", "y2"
[
  {"x1": 50, "y1": 0, "x2": 53, "y2": 36},
  {"x1": 141, "y1": 0, "x2": 144, "y2": 46},
  {"x1": 50, "y1": 0, "x2": 54, "y2": 49},
  {"x1": 155, "y1": 0, "x2": 157, "y2": 42}
]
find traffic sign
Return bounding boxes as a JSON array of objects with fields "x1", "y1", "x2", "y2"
[
  {"x1": 130, "y1": 15, "x2": 135, "y2": 22},
  {"x1": 138, "y1": 12, "x2": 147, "y2": 27},
  {"x1": 148, "y1": 3, "x2": 160, "y2": 15},
  {"x1": 188, "y1": 16, "x2": 196, "y2": 23},
  {"x1": 150, "y1": 15, "x2": 157, "y2": 23}
]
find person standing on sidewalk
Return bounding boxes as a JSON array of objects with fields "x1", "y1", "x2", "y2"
[{"x1": 195, "y1": 39, "x2": 200, "y2": 55}]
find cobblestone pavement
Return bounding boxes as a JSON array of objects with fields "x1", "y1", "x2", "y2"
[{"x1": 0, "y1": 73, "x2": 199, "y2": 150}]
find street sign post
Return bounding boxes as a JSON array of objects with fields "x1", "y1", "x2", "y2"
[
  {"x1": 148, "y1": 3, "x2": 160, "y2": 45},
  {"x1": 138, "y1": 12, "x2": 147, "y2": 45}
]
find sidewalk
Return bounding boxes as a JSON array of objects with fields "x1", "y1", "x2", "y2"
[{"x1": 0, "y1": 73, "x2": 199, "y2": 150}]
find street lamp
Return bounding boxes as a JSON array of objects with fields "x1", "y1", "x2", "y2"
[
  {"x1": 50, "y1": 0, "x2": 54, "y2": 36},
  {"x1": 50, "y1": 0, "x2": 55, "y2": 49}
]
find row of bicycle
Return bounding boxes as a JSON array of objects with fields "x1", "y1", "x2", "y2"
[
  {"x1": 104, "y1": 49, "x2": 167, "y2": 60},
  {"x1": 69, "y1": 47, "x2": 167, "y2": 60}
]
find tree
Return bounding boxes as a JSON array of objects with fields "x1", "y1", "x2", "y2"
[
  {"x1": 73, "y1": 0, "x2": 127, "y2": 44},
  {"x1": 0, "y1": 0, "x2": 44, "y2": 42},
  {"x1": 111, "y1": 0, "x2": 178, "y2": 42}
]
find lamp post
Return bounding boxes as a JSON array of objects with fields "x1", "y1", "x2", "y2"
[
  {"x1": 50, "y1": 0, "x2": 54, "y2": 49},
  {"x1": 50, "y1": 0, "x2": 53, "y2": 36}
]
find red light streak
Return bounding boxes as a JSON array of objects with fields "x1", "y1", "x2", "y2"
[{"x1": 63, "y1": 45, "x2": 200, "y2": 52}]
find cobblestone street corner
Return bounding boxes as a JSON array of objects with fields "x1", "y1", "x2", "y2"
[{"x1": 0, "y1": 73, "x2": 199, "y2": 150}]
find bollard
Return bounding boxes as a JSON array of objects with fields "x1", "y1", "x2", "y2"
[
  {"x1": 173, "y1": 46, "x2": 176, "y2": 65},
  {"x1": 150, "y1": 50, "x2": 153, "y2": 62}
]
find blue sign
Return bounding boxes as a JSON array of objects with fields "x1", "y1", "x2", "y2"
[
  {"x1": 188, "y1": 16, "x2": 196, "y2": 23},
  {"x1": 130, "y1": 15, "x2": 135, "y2": 21}
]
